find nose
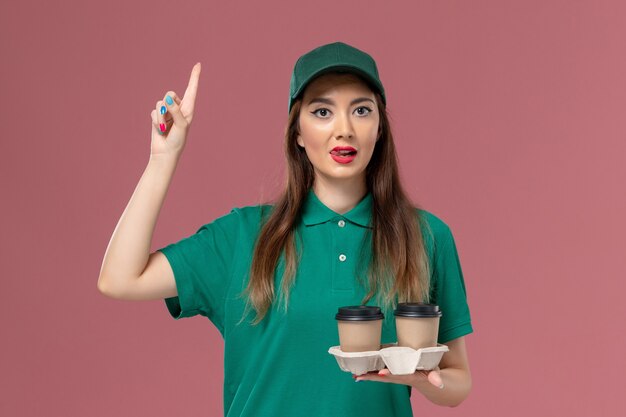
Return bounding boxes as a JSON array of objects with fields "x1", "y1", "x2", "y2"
[{"x1": 334, "y1": 112, "x2": 354, "y2": 140}]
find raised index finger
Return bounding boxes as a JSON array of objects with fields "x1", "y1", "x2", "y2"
[{"x1": 182, "y1": 62, "x2": 201, "y2": 105}]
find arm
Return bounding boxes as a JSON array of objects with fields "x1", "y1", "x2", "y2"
[
  {"x1": 97, "y1": 154, "x2": 180, "y2": 299},
  {"x1": 98, "y1": 63, "x2": 201, "y2": 299}
]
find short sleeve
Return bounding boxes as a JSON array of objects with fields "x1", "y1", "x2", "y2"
[
  {"x1": 430, "y1": 225, "x2": 474, "y2": 344},
  {"x1": 157, "y1": 209, "x2": 241, "y2": 333}
]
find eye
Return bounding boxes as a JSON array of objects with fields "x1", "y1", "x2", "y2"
[
  {"x1": 355, "y1": 106, "x2": 372, "y2": 116},
  {"x1": 311, "y1": 108, "x2": 331, "y2": 118}
]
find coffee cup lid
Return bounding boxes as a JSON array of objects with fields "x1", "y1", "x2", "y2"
[
  {"x1": 335, "y1": 305, "x2": 384, "y2": 321},
  {"x1": 394, "y1": 303, "x2": 442, "y2": 318}
]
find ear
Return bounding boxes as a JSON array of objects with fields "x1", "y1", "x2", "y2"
[{"x1": 297, "y1": 134, "x2": 305, "y2": 148}]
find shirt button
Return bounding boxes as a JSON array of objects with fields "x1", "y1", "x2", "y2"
[
  {"x1": 338, "y1": 220, "x2": 346, "y2": 227},
  {"x1": 339, "y1": 254, "x2": 347, "y2": 262}
]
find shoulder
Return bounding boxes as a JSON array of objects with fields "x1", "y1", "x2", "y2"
[
  {"x1": 416, "y1": 208, "x2": 453, "y2": 237},
  {"x1": 187, "y1": 204, "x2": 274, "y2": 250},
  {"x1": 205, "y1": 203, "x2": 274, "y2": 233},
  {"x1": 229, "y1": 203, "x2": 274, "y2": 222},
  {"x1": 414, "y1": 208, "x2": 456, "y2": 258}
]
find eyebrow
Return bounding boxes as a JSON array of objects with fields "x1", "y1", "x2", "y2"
[{"x1": 306, "y1": 97, "x2": 375, "y2": 106}]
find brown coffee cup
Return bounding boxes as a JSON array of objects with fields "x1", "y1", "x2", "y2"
[
  {"x1": 335, "y1": 306, "x2": 384, "y2": 352},
  {"x1": 394, "y1": 303, "x2": 442, "y2": 350}
]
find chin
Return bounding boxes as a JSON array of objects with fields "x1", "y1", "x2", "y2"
[{"x1": 324, "y1": 168, "x2": 366, "y2": 181}]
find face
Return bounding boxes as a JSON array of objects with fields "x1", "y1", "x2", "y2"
[{"x1": 296, "y1": 73, "x2": 380, "y2": 187}]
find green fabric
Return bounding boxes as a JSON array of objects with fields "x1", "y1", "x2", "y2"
[
  {"x1": 158, "y1": 189, "x2": 473, "y2": 417},
  {"x1": 288, "y1": 41, "x2": 386, "y2": 113}
]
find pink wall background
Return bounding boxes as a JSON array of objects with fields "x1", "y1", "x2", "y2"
[{"x1": 1, "y1": 1, "x2": 624, "y2": 416}]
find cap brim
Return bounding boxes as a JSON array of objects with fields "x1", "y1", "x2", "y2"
[{"x1": 290, "y1": 64, "x2": 383, "y2": 104}]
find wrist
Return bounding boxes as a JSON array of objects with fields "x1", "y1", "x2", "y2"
[{"x1": 149, "y1": 152, "x2": 181, "y2": 166}]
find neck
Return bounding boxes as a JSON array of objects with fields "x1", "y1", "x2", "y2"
[{"x1": 312, "y1": 175, "x2": 367, "y2": 214}]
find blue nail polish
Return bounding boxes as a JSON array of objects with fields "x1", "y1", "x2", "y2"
[
  {"x1": 160, "y1": 105, "x2": 167, "y2": 114},
  {"x1": 166, "y1": 95, "x2": 173, "y2": 105}
]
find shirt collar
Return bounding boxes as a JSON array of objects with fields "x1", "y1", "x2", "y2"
[{"x1": 300, "y1": 188, "x2": 373, "y2": 228}]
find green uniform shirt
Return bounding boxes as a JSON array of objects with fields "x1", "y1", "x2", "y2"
[{"x1": 158, "y1": 189, "x2": 473, "y2": 417}]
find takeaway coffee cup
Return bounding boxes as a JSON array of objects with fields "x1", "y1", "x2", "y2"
[
  {"x1": 335, "y1": 306, "x2": 384, "y2": 352},
  {"x1": 394, "y1": 303, "x2": 442, "y2": 350}
]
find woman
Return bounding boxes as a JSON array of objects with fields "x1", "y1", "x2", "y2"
[{"x1": 98, "y1": 41, "x2": 473, "y2": 416}]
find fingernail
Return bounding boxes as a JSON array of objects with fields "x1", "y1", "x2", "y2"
[
  {"x1": 160, "y1": 105, "x2": 167, "y2": 115},
  {"x1": 355, "y1": 378, "x2": 362, "y2": 382},
  {"x1": 439, "y1": 383, "x2": 444, "y2": 389},
  {"x1": 165, "y1": 95, "x2": 173, "y2": 105},
  {"x1": 160, "y1": 123, "x2": 166, "y2": 132},
  {"x1": 377, "y1": 372, "x2": 386, "y2": 376}
]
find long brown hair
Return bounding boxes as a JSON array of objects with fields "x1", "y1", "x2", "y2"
[{"x1": 241, "y1": 79, "x2": 432, "y2": 325}]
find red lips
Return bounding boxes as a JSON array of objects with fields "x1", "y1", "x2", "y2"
[
  {"x1": 330, "y1": 146, "x2": 357, "y2": 155},
  {"x1": 329, "y1": 146, "x2": 357, "y2": 164}
]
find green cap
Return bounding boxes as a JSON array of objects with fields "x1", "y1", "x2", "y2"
[{"x1": 288, "y1": 41, "x2": 386, "y2": 113}]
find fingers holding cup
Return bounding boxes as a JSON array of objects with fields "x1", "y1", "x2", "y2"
[{"x1": 426, "y1": 367, "x2": 444, "y2": 389}]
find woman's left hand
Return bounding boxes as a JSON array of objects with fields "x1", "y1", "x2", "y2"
[{"x1": 353, "y1": 366, "x2": 444, "y2": 389}]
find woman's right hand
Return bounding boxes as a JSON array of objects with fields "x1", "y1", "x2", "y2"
[{"x1": 150, "y1": 63, "x2": 201, "y2": 158}]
